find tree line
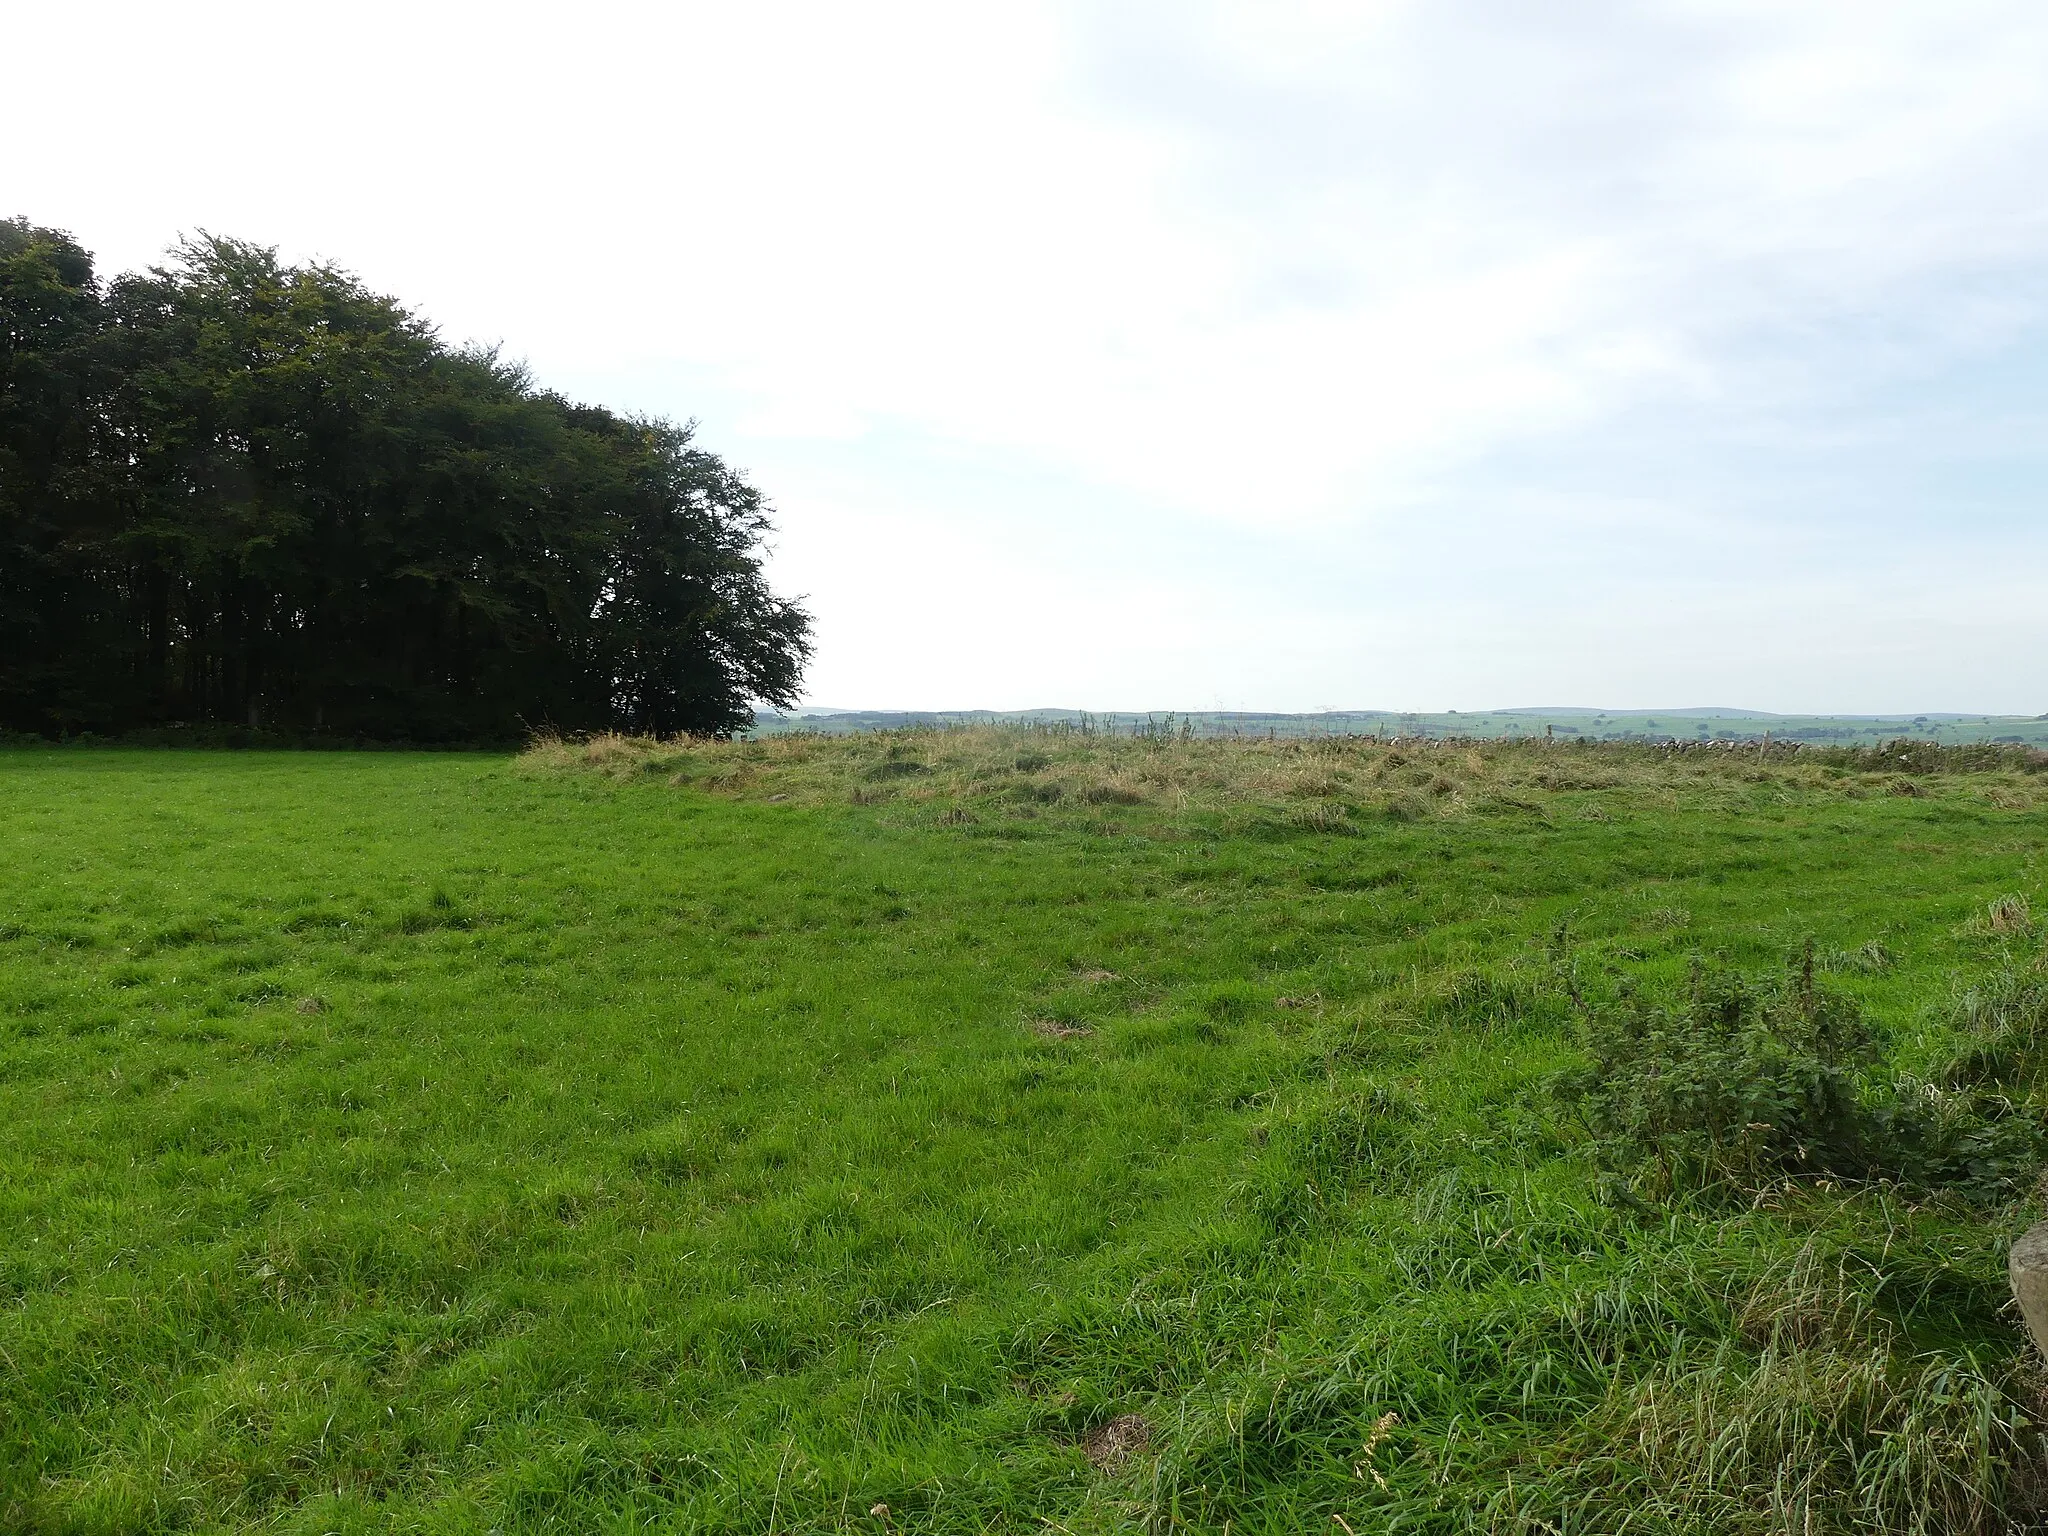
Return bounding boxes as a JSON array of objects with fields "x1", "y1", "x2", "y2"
[{"x1": 0, "y1": 219, "x2": 811, "y2": 741}]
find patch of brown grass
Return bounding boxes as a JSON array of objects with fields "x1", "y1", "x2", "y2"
[
  {"x1": 1082, "y1": 1412, "x2": 1152, "y2": 1470},
  {"x1": 1026, "y1": 1017, "x2": 1092, "y2": 1040}
]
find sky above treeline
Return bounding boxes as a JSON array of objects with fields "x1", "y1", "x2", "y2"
[{"x1": 14, "y1": 1, "x2": 2048, "y2": 713}]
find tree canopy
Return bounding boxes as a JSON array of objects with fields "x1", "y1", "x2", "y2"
[{"x1": 0, "y1": 220, "x2": 811, "y2": 741}]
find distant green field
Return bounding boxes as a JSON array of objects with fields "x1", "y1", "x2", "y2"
[{"x1": 5, "y1": 741, "x2": 2047, "y2": 1532}]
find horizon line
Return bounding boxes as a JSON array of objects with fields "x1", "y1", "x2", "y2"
[{"x1": 777, "y1": 706, "x2": 2043, "y2": 721}]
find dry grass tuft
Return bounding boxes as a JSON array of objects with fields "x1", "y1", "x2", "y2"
[
  {"x1": 1584, "y1": 1243, "x2": 2045, "y2": 1534},
  {"x1": 1026, "y1": 1017, "x2": 1092, "y2": 1040},
  {"x1": 1083, "y1": 1412, "x2": 1152, "y2": 1470},
  {"x1": 1988, "y1": 894, "x2": 2034, "y2": 936}
]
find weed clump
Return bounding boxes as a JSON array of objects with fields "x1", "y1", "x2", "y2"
[
  {"x1": 1562, "y1": 950, "x2": 2045, "y2": 1202},
  {"x1": 1563, "y1": 951, "x2": 1872, "y2": 1192}
]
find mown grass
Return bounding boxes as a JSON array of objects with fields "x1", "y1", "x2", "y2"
[{"x1": 4, "y1": 735, "x2": 2048, "y2": 1533}]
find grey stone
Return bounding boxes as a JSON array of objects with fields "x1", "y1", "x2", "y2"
[{"x1": 2009, "y1": 1220, "x2": 2048, "y2": 1360}]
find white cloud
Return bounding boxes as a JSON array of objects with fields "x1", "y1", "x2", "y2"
[{"x1": 10, "y1": 1, "x2": 2048, "y2": 709}]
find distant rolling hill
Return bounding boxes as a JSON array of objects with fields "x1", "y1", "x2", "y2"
[{"x1": 753, "y1": 707, "x2": 2048, "y2": 746}]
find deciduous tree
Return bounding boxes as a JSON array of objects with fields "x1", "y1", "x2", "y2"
[{"x1": 0, "y1": 224, "x2": 810, "y2": 740}]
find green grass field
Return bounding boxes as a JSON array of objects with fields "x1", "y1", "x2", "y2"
[{"x1": 5, "y1": 737, "x2": 2048, "y2": 1533}]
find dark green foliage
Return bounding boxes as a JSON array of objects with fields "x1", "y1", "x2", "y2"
[
  {"x1": 0, "y1": 220, "x2": 809, "y2": 739},
  {"x1": 1564, "y1": 953, "x2": 1874, "y2": 1191},
  {"x1": 1564, "y1": 951, "x2": 2045, "y2": 1201},
  {"x1": 1871, "y1": 970, "x2": 2048, "y2": 1200},
  {"x1": 1861, "y1": 1081, "x2": 2044, "y2": 1204}
]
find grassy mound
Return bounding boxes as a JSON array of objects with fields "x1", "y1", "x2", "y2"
[
  {"x1": 527, "y1": 725, "x2": 2048, "y2": 826},
  {"x1": 4, "y1": 739, "x2": 2047, "y2": 1532}
]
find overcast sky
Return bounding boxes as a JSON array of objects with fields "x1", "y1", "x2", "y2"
[{"x1": 13, "y1": 1, "x2": 2048, "y2": 711}]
